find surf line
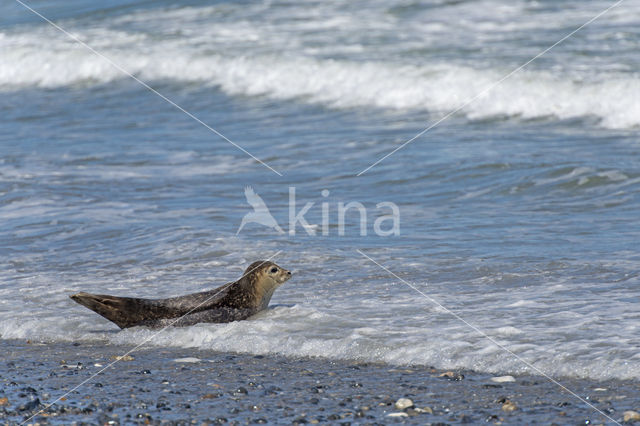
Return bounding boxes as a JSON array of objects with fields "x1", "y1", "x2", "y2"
[
  {"x1": 357, "y1": 0, "x2": 627, "y2": 175},
  {"x1": 357, "y1": 249, "x2": 622, "y2": 425},
  {"x1": 13, "y1": 0, "x2": 282, "y2": 177}
]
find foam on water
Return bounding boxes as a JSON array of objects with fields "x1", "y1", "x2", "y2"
[
  {"x1": 2, "y1": 296, "x2": 639, "y2": 381},
  {"x1": 1, "y1": 248, "x2": 639, "y2": 382},
  {"x1": 1, "y1": 37, "x2": 638, "y2": 129},
  {"x1": 1, "y1": 1, "x2": 639, "y2": 129}
]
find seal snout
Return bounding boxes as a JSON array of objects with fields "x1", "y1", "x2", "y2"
[
  {"x1": 278, "y1": 268, "x2": 292, "y2": 284},
  {"x1": 70, "y1": 292, "x2": 88, "y2": 301}
]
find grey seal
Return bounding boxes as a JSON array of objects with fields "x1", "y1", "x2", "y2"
[{"x1": 70, "y1": 260, "x2": 291, "y2": 328}]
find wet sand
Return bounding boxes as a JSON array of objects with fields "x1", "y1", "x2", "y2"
[{"x1": 0, "y1": 339, "x2": 636, "y2": 425}]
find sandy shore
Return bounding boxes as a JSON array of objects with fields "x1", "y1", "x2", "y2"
[{"x1": 0, "y1": 339, "x2": 636, "y2": 425}]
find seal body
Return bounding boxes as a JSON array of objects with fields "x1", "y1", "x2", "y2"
[{"x1": 70, "y1": 261, "x2": 291, "y2": 329}]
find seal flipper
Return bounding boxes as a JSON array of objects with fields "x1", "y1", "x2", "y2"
[{"x1": 70, "y1": 292, "x2": 174, "y2": 329}]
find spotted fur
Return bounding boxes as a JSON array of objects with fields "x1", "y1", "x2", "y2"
[{"x1": 70, "y1": 260, "x2": 291, "y2": 329}]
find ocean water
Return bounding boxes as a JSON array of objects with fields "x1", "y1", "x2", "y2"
[{"x1": 1, "y1": 0, "x2": 639, "y2": 381}]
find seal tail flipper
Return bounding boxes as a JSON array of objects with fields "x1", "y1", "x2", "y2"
[{"x1": 70, "y1": 292, "x2": 148, "y2": 329}]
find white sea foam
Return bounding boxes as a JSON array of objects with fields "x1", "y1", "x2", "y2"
[
  {"x1": 1, "y1": 24, "x2": 639, "y2": 129},
  {"x1": 1, "y1": 305, "x2": 638, "y2": 381},
  {"x1": 2, "y1": 273, "x2": 640, "y2": 382}
]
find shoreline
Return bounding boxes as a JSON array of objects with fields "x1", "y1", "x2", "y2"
[{"x1": 1, "y1": 339, "x2": 636, "y2": 425}]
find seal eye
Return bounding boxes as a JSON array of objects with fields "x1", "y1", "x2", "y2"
[{"x1": 270, "y1": 267, "x2": 278, "y2": 273}]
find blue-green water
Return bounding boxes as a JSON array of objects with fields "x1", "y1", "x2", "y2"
[{"x1": 1, "y1": 0, "x2": 639, "y2": 380}]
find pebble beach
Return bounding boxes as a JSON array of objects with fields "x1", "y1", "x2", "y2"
[{"x1": 1, "y1": 339, "x2": 638, "y2": 425}]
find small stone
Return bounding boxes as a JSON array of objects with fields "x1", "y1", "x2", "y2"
[
  {"x1": 486, "y1": 414, "x2": 500, "y2": 422},
  {"x1": 202, "y1": 393, "x2": 222, "y2": 399},
  {"x1": 387, "y1": 412, "x2": 408, "y2": 418},
  {"x1": 491, "y1": 375, "x2": 516, "y2": 383},
  {"x1": 18, "y1": 398, "x2": 40, "y2": 412},
  {"x1": 234, "y1": 387, "x2": 248, "y2": 395},
  {"x1": 173, "y1": 357, "x2": 201, "y2": 363},
  {"x1": 111, "y1": 355, "x2": 134, "y2": 361},
  {"x1": 439, "y1": 371, "x2": 464, "y2": 381},
  {"x1": 624, "y1": 411, "x2": 640, "y2": 422},
  {"x1": 394, "y1": 398, "x2": 414, "y2": 410},
  {"x1": 415, "y1": 407, "x2": 433, "y2": 414},
  {"x1": 502, "y1": 400, "x2": 518, "y2": 412},
  {"x1": 593, "y1": 388, "x2": 607, "y2": 392},
  {"x1": 0, "y1": 397, "x2": 8, "y2": 406},
  {"x1": 23, "y1": 386, "x2": 38, "y2": 394}
]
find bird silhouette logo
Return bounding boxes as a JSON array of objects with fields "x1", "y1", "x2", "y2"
[{"x1": 236, "y1": 186, "x2": 285, "y2": 235}]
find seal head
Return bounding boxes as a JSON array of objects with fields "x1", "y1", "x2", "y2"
[{"x1": 241, "y1": 260, "x2": 292, "y2": 310}]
